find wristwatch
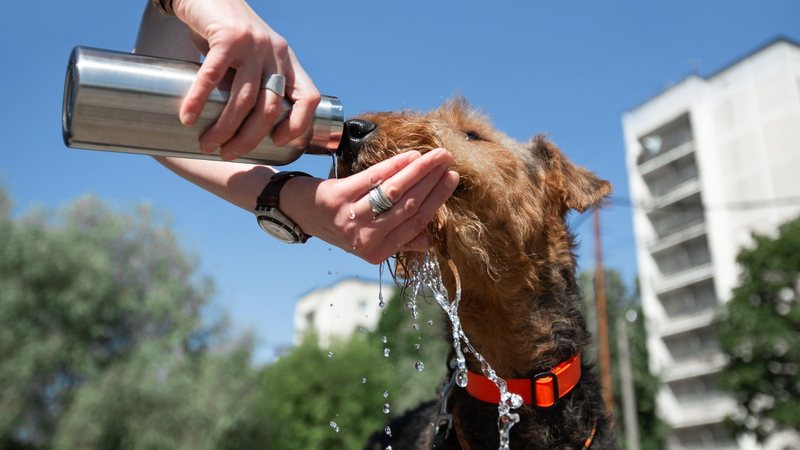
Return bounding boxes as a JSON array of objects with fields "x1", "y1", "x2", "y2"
[{"x1": 255, "y1": 171, "x2": 312, "y2": 244}]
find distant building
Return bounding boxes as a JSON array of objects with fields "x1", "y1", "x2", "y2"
[
  {"x1": 622, "y1": 38, "x2": 800, "y2": 450},
  {"x1": 293, "y1": 278, "x2": 396, "y2": 346}
]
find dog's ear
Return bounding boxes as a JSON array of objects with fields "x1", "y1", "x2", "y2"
[{"x1": 532, "y1": 136, "x2": 612, "y2": 212}]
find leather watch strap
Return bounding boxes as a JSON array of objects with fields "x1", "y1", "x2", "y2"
[{"x1": 257, "y1": 171, "x2": 312, "y2": 210}]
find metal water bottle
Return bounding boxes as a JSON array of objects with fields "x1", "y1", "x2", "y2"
[{"x1": 62, "y1": 46, "x2": 344, "y2": 165}]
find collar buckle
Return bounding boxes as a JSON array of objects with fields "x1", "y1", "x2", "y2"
[{"x1": 531, "y1": 371, "x2": 559, "y2": 411}]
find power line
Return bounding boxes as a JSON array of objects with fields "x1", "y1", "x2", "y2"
[{"x1": 607, "y1": 195, "x2": 800, "y2": 212}]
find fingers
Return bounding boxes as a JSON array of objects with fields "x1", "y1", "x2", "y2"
[
  {"x1": 180, "y1": 47, "x2": 231, "y2": 127},
  {"x1": 385, "y1": 169, "x2": 459, "y2": 251},
  {"x1": 218, "y1": 88, "x2": 286, "y2": 160},
  {"x1": 272, "y1": 52, "x2": 321, "y2": 147},
  {"x1": 200, "y1": 62, "x2": 262, "y2": 156},
  {"x1": 349, "y1": 149, "x2": 459, "y2": 263}
]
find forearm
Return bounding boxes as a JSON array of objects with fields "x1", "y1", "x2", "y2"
[
  {"x1": 136, "y1": 2, "x2": 278, "y2": 212},
  {"x1": 155, "y1": 157, "x2": 281, "y2": 210},
  {"x1": 135, "y1": 2, "x2": 200, "y2": 60}
]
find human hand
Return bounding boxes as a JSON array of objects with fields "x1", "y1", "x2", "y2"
[
  {"x1": 171, "y1": 0, "x2": 321, "y2": 160},
  {"x1": 282, "y1": 149, "x2": 459, "y2": 264}
]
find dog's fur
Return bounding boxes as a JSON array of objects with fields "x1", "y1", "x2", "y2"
[{"x1": 337, "y1": 99, "x2": 615, "y2": 449}]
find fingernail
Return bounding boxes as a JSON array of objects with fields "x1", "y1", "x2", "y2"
[
  {"x1": 181, "y1": 112, "x2": 196, "y2": 126},
  {"x1": 201, "y1": 142, "x2": 219, "y2": 154},
  {"x1": 446, "y1": 171, "x2": 460, "y2": 188}
]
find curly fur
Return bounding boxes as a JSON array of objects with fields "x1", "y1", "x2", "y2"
[{"x1": 338, "y1": 99, "x2": 617, "y2": 449}]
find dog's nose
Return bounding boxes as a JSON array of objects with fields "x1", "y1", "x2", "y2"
[
  {"x1": 347, "y1": 119, "x2": 376, "y2": 139},
  {"x1": 338, "y1": 119, "x2": 376, "y2": 155}
]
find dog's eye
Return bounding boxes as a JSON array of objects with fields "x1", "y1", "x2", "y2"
[{"x1": 464, "y1": 130, "x2": 484, "y2": 141}]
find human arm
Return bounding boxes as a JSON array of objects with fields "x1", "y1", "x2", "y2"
[
  {"x1": 135, "y1": 2, "x2": 459, "y2": 262},
  {"x1": 147, "y1": 0, "x2": 320, "y2": 160}
]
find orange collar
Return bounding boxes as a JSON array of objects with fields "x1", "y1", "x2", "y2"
[{"x1": 465, "y1": 354, "x2": 582, "y2": 409}]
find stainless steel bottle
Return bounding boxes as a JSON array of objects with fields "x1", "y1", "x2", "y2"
[{"x1": 62, "y1": 46, "x2": 344, "y2": 165}]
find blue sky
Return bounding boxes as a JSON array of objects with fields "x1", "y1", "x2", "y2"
[{"x1": 2, "y1": 1, "x2": 798, "y2": 362}]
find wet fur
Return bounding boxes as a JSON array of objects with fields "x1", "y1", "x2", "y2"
[{"x1": 339, "y1": 99, "x2": 616, "y2": 449}]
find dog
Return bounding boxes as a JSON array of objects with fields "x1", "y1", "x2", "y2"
[{"x1": 336, "y1": 99, "x2": 615, "y2": 449}]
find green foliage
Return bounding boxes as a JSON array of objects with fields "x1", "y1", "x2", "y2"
[
  {"x1": 719, "y1": 216, "x2": 800, "y2": 442},
  {"x1": 260, "y1": 333, "x2": 394, "y2": 450},
  {"x1": 580, "y1": 270, "x2": 668, "y2": 450},
  {"x1": 258, "y1": 285, "x2": 450, "y2": 450},
  {"x1": 372, "y1": 286, "x2": 450, "y2": 414},
  {"x1": 0, "y1": 189, "x2": 265, "y2": 449}
]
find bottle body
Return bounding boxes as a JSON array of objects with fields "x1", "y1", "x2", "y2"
[{"x1": 62, "y1": 46, "x2": 344, "y2": 165}]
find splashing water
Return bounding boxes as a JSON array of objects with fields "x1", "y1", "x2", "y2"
[
  {"x1": 406, "y1": 250, "x2": 523, "y2": 450},
  {"x1": 378, "y1": 262, "x2": 386, "y2": 308}
]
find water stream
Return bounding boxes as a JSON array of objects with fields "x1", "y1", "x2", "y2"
[{"x1": 406, "y1": 250, "x2": 523, "y2": 450}]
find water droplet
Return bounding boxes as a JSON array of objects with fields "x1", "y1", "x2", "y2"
[
  {"x1": 327, "y1": 271, "x2": 332, "y2": 275},
  {"x1": 414, "y1": 361, "x2": 425, "y2": 371},
  {"x1": 456, "y1": 370, "x2": 468, "y2": 388},
  {"x1": 361, "y1": 377, "x2": 367, "y2": 384},
  {"x1": 328, "y1": 352, "x2": 334, "y2": 358},
  {"x1": 381, "y1": 335, "x2": 388, "y2": 344},
  {"x1": 383, "y1": 390, "x2": 389, "y2": 398},
  {"x1": 427, "y1": 320, "x2": 434, "y2": 326},
  {"x1": 383, "y1": 348, "x2": 390, "y2": 358},
  {"x1": 357, "y1": 326, "x2": 367, "y2": 334},
  {"x1": 329, "y1": 421, "x2": 340, "y2": 432},
  {"x1": 329, "y1": 303, "x2": 333, "y2": 307},
  {"x1": 411, "y1": 323, "x2": 419, "y2": 330},
  {"x1": 414, "y1": 343, "x2": 421, "y2": 350},
  {"x1": 384, "y1": 426, "x2": 392, "y2": 437},
  {"x1": 385, "y1": 446, "x2": 393, "y2": 450},
  {"x1": 383, "y1": 403, "x2": 390, "y2": 414}
]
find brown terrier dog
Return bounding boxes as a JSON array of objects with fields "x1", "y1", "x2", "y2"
[{"x1": 337, "y1": 99, "x2": 615, "y2": 449}]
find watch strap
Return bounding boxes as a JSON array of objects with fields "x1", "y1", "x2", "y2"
[{"x1": 257, "y1": 171, "x2": 312, "y2": 210}]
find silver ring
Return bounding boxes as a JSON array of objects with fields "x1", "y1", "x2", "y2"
[
  {"x1": 262, "y1": 73, "x2": 286, "y2": 96},
  {"x1": 368, "y1": 185, "x2": 394, "y2": 215}
]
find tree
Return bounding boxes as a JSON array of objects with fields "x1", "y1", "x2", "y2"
[
  {"x1": 258, "y1": 284, "x2": 451, "y2": 450},
  {"x1": 259, "y1": 333, "x2": 395, "y2": 450},
  {"x1": 719, "y1": 216, "x2": 800, "y2": 442},
  {"x1": 0, "y1": 189, "x2": 265, "y2": 449},
  {"x1": 580, "y1": 270, "x2": 668, "y2": 450}
]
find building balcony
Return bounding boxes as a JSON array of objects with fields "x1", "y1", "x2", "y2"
[
  {"x1": 644, "y1": 179, "x2": 702, "y2": 212},
  {"x1": 638, "y1": 140, "x2": 696, "y2": 176},
  {"x1": 649, "y1": 221, "x2": 707, "y2": 254},
  {"x1": 652, "y1": 262, "x2": 714, "y2": 295},
  {"x1": 658, "y1": 308, "x2": 716, "y2": 338},
  {"x1": 660, "y1": 351, "x2": 727, "y2": 383},
  {"x1": 667, "y1": 394, "x2": 738, "y2": 430}
]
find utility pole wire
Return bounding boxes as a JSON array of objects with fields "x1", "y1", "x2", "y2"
[{"x1": 608, "y1": 195, "x2": 800, "y2": 211}]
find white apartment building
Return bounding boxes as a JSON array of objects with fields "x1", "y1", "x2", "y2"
[
  {"x1": 622, "y1": 38, "x2": 800, "y2": 450},
  {"x1": 294, "y1": 278, "x2": 395, "y2": 346}
]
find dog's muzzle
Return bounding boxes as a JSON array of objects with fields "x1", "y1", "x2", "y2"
[{"x1": 336, "y1": 119, "x2": 376, "y2": 163}]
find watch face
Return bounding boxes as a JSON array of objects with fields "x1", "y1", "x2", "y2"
[{"x1": 257, "y1": 215, "x2": 299, "y2": 244}]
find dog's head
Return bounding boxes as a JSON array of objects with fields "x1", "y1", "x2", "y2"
[{"x1": 337, "y1": 99, "x2": 611, "y2": 295}]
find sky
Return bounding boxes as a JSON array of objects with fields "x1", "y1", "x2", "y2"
[{"x1": 1, "y1": 1, "x2": 798, "y2": 363}]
